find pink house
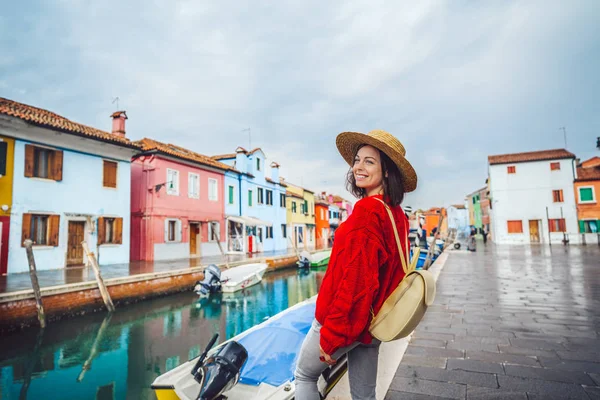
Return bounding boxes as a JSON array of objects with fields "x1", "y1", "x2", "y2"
[
  {"x1": 330, "y1": 195, "x2": 354, "y2": 222},
  {"x1": 130, "y1": 138, "x2": 236, "y2": 261}
]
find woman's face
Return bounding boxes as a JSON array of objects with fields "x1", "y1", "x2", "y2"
[{"x1": 353, "y1": 145, "x2": 384, "y2": 196}]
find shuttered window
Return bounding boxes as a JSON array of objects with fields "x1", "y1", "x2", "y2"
[
  {"x1": 280, "y1": 193, "x2": 286, "y2": 208},
  {"x1": 550, "y1": 162, "x2": 560, "y2": 171},
  {"x1": 103, "y1": 160, "x2": 118, "y2": 188},
  {"x1": 578, "y1": 187, "x2": 595, "y2": 203},
  {"x1": 507, "y1": 166, "x2": 516, "y2": 174},
  {"x1": 0, "y1": 141, "x2": 7, "y2": 176},
  {"x1": 257, "y1": 188, "x2": 264, "y2": 204},
  {"x1": 24, "y1": 144, "x2": 63, "y2": 181},
  {"x1": 266, "y1": 190, "x2": 273, "y2": 205},
  {"x1": 208, "y1": 179, "x2": 218, "y2": 201},
  {"x1": 228, "y1": 186, "x2": 235, "y2": 204},
  {"x1": 97, "y1": 217, "x2": 123, "y2": 244},
  {"x1": 549, "y1": 219, "x2": 566, "y2": 233},
  {"x1": 507, "y1": 220, "x2": 523, "y2": 234},
  {"x1": 188, "y1": 173, "x2": 199, "y2": 199},
  {"x1": 281, "y1": 224, "x2": 287, "y2": 238},
  {"x1": 292, "y1": 201, "x2": 297, "y2": 213},
  {"x1": 166, "y1": 169, "x2": 179, "y2": 195},
  {"x1": 248, "y1": 190, "x2": 253, "y2": 206},
  {"x1": 208, "y1": 222, "x2": 221, "y2": 242},
  {"x1": 164, "y1": 219, "x2": 182, "y2": 242},
  {"x1": 552, "y1": 190, "x2": 564, "y2": 203},
  {"x1": 22, "y1": 213, "x2": 60, "y2": 246}
]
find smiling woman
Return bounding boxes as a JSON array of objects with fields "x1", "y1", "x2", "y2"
[{"x1": 294, "y1": 129, "x2": 417, "y2": 400}]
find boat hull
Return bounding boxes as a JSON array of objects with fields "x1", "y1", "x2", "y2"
[{"x1": 221, "y1": 263, "x2": 268, "y2": 293}]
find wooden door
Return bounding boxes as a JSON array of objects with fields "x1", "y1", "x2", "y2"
[
  {"x1": 529, "y1": 220, "x2": 540, "y2": 243},
  {"x1": 67, "y1": 221, "x2": 85, "y2": 266},
  {"x1": 190, "y1": 223, "x2": 199, "y2": 255}
]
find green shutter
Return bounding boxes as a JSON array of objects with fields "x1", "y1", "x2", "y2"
[
  {"x1": 579, "y1": 220, "x2": 585, "y2": 233},
  {"x1": 248, "y1": 190, "x2": 252, "y2": 206},
  {"x1": 229, "y1": 186, "x2": 234, "y2": 204},
  {"x1": 579, "y1": 188, "x2": 594, "y2": 202}
]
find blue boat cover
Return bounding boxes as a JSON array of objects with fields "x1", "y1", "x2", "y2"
[{"x1": 237, "y1": 302, "x2": 315, "y2": 387}]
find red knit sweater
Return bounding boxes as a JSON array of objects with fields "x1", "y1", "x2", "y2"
[{"x1": 316, "y1": 194, "x2": 409, "y2": 355}]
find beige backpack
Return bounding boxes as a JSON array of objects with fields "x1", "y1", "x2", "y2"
[{"x1": 369, "y1": 199, "x2": 436, "y2": 342}]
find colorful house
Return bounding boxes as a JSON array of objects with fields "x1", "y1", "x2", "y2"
[
  {"x1": 285, "y1": 182, "x2": 316, "y2": 249},
  {"x1": 465, "y1": 187, "x2": 485, "y2": 231},
  {"x1": 446, "y1": 204, "x2": 468, "y2": 233},
  {"x1": 0, "y1": 98, "x2": 140, "y2": 273},
  {"x1": 327, "y1": 201, "x2": 341, "y2": 242},
  {"x1": 0, "y1": 135, "x2": 15, "y2": 275},
  {"x1": 213, "y1": 147, "x2": 287, "y2": 254},
  {"x1": 130, "y1": 138, "x2": 234, "y2": 261},
  {"x1": 575, "y1": 157, "x2": 600, "y2": 240},
  {"x1": 314, "y1": 193, "x2": 330, "y2": 249},
  {"x1": 488, "y1": 149, "x2": 579, "y2": 244},
  {"x1": 331, "y1": 195, "x2": 353, "y2": 222}
]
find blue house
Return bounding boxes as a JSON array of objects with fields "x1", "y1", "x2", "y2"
[
  {"x1": 213, "y1": 147, "x2": 287, "y2": 254},
  {"x1": 0, "y1": 98, "x2": 140, "y2": 273}
]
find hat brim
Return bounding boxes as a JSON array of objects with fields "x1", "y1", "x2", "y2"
[{"x1": 336, "y1": 131, "x2": 418, "y2": 192}]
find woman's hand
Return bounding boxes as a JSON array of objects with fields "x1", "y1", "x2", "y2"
[{"x1": 319, "y1": 346, "x2": 337, "y2": 365}]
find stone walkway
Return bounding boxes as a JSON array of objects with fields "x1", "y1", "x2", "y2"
[{"x1": 386, "y1": 243, "x2": 600, "y2": 400}]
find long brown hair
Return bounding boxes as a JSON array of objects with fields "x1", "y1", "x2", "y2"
[{"x1": 345, "y1": 145, "x2": 406, "y2": 206}]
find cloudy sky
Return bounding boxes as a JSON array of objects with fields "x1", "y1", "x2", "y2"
[{"x1": 1, "y1": 1, "x2": 599, "y2": 209}]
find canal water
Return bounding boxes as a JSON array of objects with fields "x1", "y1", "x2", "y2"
[{"x1": 0, "y1": 267, "x2": 325, "y2": 400}]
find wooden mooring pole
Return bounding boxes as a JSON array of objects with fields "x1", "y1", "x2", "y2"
[
  {"x1": 211, "y1": 221, "x2": 230, "y2": 269},
  {"x1": 23, "y1": 239, "x2": 46, "y2": 328},
  {"x1": 81, "y1": 241, "x2": 115, "y2": 312}
]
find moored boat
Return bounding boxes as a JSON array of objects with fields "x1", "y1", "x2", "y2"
[
  {"x1": 151, "y1": 296, "x2": 347, "y2": 400},
  {"x1": 220, "y1": 263, "x2": 268, "y2": 293}
]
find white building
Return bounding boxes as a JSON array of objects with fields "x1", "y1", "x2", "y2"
[
  {"x1": 446, "y1": 204, "x2": 468, "y2": 232},
  {"x1": 488, "y1": 149, "x2": 580, "y2": 245}
]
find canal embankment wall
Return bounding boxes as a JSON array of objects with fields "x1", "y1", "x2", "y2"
[{"x1": 0, "y1": 253, "x2": 299, "y2": 332}]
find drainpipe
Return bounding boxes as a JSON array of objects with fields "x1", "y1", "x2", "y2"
[{"x1": 238, "y1": 174, "x2": 242, "y2": 216}]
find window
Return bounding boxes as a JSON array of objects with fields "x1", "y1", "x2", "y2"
[
  {"x1": 165, "y1": 219, "x2": 182, "y2": 242},
  {"x1": 208, "y1": 222, "x2": 221, "y2": 242},
  {"x1": 552, "y1": 189, "x2": 564, "y2": 203},
  {"x1": 281, "y1": 224, "x2": 287, "y2": 238},
  {"x1": 579, "y1": 220, "x2": 598, "y2": 233},
  {"x1": 98, "y1": 217, "x2": 123, "y2": 244},
  {"x1": 248, "y1": 190, "x2": 253, "y2": 206},
  {"x1": 507, "y1": 220, "x2": 523, "y2": 234},
  {"x1": 266, "y1": 190, "x2": 273, "y2": 205},
  {"x1": 257, "y1": 188, "x2": 264, "y2": 204},
  {"x1": 507, "y1": 166, "x2": 516, "y2": 174},
  {"x1": 22, "y1": 213, "x2": 60, "y2": 246},
  {"x1": 320, "y1": 209, "x2": 324, "y2": 219},
  {"x1": 304, "y1": 200, "x2": 309, "y2": 214},
  {"x1": 256, "y1": 158, "x2": 261, "y2": 171},
  {"x1": 103, "y1": 160, "x2": 117, "y2": 188},
  {"x1": 0, "y1": 140, "x2": 7, "y2": 176},
  {"x1": 549, "y1": 218, "x2": 566, "y2": 233},
  {"x1": 187, "y1": 173, "x2": 199, "y2": 198},
  {"x1": 578, "y1": 187, "x2": 596, "y2": 203},
  {"x1": 228, "y1": 185, "x2": 235, "y2": 204},
  {"x1": 280, "y1": 193, "x2": 286, "y2": 208},
  {"x1": 208, "y1": 178, "x2": 218, "y2": 201},
  {"x1": 24, "y1": 144, "x2": 63, "y2": 181},
  {"x1": 300, "y1": 203, "x2": 304, "y2": 214},
  {"x1": 266, "y1": 226, "x2": 273, "y2": 239},
  {"x1": 166, "y1": 169, "x2": 179, "y2": 195},
  {"x1": 329, "y1": 211, "x2": 332, "y2": 219},
  {"x1": 292, "y1": 201, "x2": 297, "y2": 213},
  {"x1": 550, "y1": 162, "x2": 561, "y2": 171}
]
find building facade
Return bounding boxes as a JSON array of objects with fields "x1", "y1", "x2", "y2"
[
  {"x1": 286, "y1": 182, "x2": 316, "y2": 250},
  {"x1": 446, "y1": 204, "x2": 468, "y2": 233},
  {"x1": 213, "y1": 148, "x2": 287, "y2": 254},
  {"x1": 574, "y1": 157, "x2": 600, "y2": 241},
  {"x1": 314, "y1": 195, "x2": 330, "y2": 249},
  {"x1": 488, "y1": 149, "x2": 579, "y2": 244},
  {"x1": 0, "y1": 99, "x2": 139, "y2": 273},
  {"x1": 0, "y1": 135, "x2": 15, "y2": 275},
  {"x1": 130, "y1": 139, "x2": 231, "y2": 261}
]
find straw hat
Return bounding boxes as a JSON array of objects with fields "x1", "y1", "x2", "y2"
[{"x1": 336, "y1": 129, "x2": 418, "y2": 192}]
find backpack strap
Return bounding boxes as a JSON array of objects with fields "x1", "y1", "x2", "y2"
[{"x1": 374, "y1": 198, "x2": 411, "y2": 275}]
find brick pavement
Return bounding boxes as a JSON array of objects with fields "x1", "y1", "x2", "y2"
[{"x1": 386, "y1": 243, "x2": 600, "y2": 400}]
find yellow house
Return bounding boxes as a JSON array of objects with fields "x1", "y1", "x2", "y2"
[
  {"x1": 285, "y1": 182, "x2": 316, "y2": 249},
  {"x1": 0, "y1": 135, "x2": 15, "y2": 275}
]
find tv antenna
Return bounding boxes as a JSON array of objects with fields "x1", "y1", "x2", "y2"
[{"x1": 112, "y1": 97, "x2": 120, "y2": 110}]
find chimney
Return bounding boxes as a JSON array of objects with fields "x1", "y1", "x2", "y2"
[
  {"x1": 270, "y1": 161, "x2": 280, "y2": 182},
  {"x1": 328, "y1": 194, "x2": 333, "y2": 203},
  {"x1": 111, "y1": 111, "x2": 128, "y2": 138}
]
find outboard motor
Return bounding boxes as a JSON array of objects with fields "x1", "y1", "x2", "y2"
[
  {"x1": 194, "y1": 265, "x2": 222, "y2": 296},
  {"x1": 192, "y1": 334, "x2": 248, "y2": 400},
  {"x1": 297, "y1": 250, "x2": 311, "y2": 269}
]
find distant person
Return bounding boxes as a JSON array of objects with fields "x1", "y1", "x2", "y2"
[
  {"x1": 294, "y1": 129, "x2": 417, "y2": 400},
  {"x1": 467, "y1": 226, "x2": 477, "y2": 252},
  {"x1": 482, "y1": 227, "x2": 488, "y2": 244}
]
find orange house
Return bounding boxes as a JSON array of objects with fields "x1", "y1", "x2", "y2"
[
  {"x1": 420, "y1": 207, "x2": 446, "y2": 236},
  {"x1": 575, "y1": 157, "x2": 600, "y2": 236},
  {"x1": 315, "y1": 197, "x2": 330, "y2": 249}
]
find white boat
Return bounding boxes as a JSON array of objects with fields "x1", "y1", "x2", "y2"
[
  {"x1": 151, "y1": 296, "x2": 347, "y2": 400},
  {"x1": 220, "y1": 262, "x2": 268, "y2": 293}
]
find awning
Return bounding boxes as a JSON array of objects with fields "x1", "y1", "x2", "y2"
[{"x1": 226, "y1": 215, "x2": 273, "y2": 227}]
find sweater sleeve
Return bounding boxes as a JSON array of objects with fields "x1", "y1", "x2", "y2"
[{"x1": 319, "y1": 221, "x2": 388, "y2": 355}]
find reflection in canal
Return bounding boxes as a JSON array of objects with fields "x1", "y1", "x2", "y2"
[{"x1": 0, "y1": 267, "x2": 325, "y2": 400}]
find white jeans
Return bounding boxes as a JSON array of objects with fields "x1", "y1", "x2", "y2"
[{"x1": 294, "y1": 319, "x2": 380, "y2": 400}]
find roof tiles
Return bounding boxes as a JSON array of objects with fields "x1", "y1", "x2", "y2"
[{"x1": 488, "y1": 149, "x2": 575, "y2": 165}]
